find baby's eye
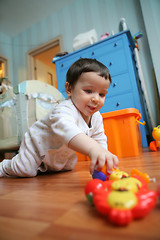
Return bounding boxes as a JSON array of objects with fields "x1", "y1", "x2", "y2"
[
  {"x1": 85, "y1": 89, "x2": 92, "y2": 93},
  {"x1": 99, "y1": 93, "x2": 106, "y2": 97}
]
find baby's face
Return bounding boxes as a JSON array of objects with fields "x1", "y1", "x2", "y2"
[{"x1": 68, "y1": 72, "x2": 110, "y2": 124}]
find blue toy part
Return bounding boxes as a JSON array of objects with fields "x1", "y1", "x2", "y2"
[{"x1": 92, "y1": 170, "x2": 107, "y2": 181}]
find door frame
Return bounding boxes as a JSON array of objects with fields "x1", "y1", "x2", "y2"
[
  {"x1": 0, "y1": 55, "x2": 8, "y2": 78},
  {"x1": 27, "y1": 36, "x2": 63, "y2": 80}
]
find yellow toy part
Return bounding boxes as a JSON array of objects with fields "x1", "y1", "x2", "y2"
[
  {"x1": 111, "y1": 177, "x2": 142, "y2": 193},
  {"x1": 107, "y1": 191, "x2": 138, "y2": 210},
  {"x1": 149, "y1": 125, "x2": 160, "y2": 151},
  {"x1": 100, "y1": 166, "x2": 129, "y2": 181},
  {"x1": 152, "y1": 125, "x2": 160, "y2": 142},
  {"x1": 109, "y1": 170, "x2": 129, "y2": 181}
]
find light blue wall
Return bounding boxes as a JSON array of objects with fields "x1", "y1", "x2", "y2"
[
  {"x1": 140, "y1": 0, "x2": 160, "y2": 97},
  {"x1": 0, "y1": 0, "x2": 159, "y2": 125}
]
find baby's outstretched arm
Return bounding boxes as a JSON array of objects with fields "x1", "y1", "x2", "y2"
[{"x1": 68, "y1": 133, "x2": 119, "y2": 174}]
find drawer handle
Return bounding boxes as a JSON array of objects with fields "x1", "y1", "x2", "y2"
[
  {"x1": 116, "y1": 102, "x2": 120, "y2": 107},
  {"x1": 114, "y1": 43, "x2": 117, "y2": 47},
  {"x1": 113, "y1": 83, "x2": 117, "y2": 87},
  {"x1": 61, "y1": 64, "x2": 64, "y2": 67},
  {"x1": 109, "y1": 62, "x2": 112, "y2": 66},
  {"x1": 92, "y1": 51, "x2": 95, "y2": 56}
]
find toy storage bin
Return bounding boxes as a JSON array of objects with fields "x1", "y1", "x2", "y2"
[
  {"x1": 101, "y1": 108, "x2": 142, "y2": 158},
  {"x1": 76, "y1": 152, "x2": 89, "y2": 161}
]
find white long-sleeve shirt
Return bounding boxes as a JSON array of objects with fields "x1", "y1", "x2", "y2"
[{"x1": 0, "y1": 98, "x2": 107, "y2": 177}]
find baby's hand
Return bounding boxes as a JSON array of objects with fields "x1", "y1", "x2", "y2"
[
  {"x1": 67, "y1": 133, "x2": 118, "y2": 174},
  {"x1": 88, "y1": 146, "x2": 119, "y2": 175}
]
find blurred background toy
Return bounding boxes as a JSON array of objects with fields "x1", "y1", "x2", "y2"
[
  {"x1": 130, "y1": 168, "x2": 156, "y2": 183},
  {"x1": 149, "y1": 125, "x2": 160, "y2": 151},
  {"x1": 133, "y1": 31, "x2": 143, "y2": 50}
]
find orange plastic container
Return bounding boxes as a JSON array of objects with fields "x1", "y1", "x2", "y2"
[
  {"x1": 77, "y1": 108, "x2": 142, "y2": 161},
  {"x1": 101, "y1": 108, "x2": 142, "y2": 158},
  {"x1": 76, "y1": 152, "x2": 89, "y2": 161}
]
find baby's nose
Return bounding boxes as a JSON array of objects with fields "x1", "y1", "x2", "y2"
[{"x1": 91, "y1": 94, "x2": 99, "y2": 102}]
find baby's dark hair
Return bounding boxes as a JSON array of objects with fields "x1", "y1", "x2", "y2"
[{"x1": 66, "y1": 58, "x2": 111, "y2": 87}]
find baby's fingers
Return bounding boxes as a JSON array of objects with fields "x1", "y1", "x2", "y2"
[
  {"x1": 90, "y1": 157, "x2": 97, "y2": 175},
  {"x1": 95, "y1": 156, "x2": 105, "y2": 172},
  {"x1": 106, "y1": 157, "x2": 114, "y2": 174},
  {"x1": 113, "y1": 154, "x2": 119, "y2": 169}
]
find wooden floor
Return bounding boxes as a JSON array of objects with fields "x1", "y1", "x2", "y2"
[{"x1": 0, "y1": 150, "x2": 160, "y2": 240}]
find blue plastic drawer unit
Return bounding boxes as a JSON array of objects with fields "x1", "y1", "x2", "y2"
[{"x1": 53, "y1": 30, "x2": 148, "y2": 147}]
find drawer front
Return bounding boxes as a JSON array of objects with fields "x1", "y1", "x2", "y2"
[
  {"x1": 88, "y1": 38, "x2": 124, "y2": 58},
  {"x1": 95, "y1": 49, "x2": 128, "y2": 77},
  {"x1": 100, "y1": 93, "x2": 135, "y2": 113},
  {"x1": 107, "y1": 73, "x2": 132, "y2": 97}
]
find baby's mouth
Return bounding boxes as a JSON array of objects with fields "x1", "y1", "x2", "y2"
[{"x1": 88, "y1": 105, "x2": 97, "y2": 111}]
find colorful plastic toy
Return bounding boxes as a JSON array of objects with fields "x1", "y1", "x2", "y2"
[
  {"x1": 133, "y1": 31, "x2": 143, "y2": 41},
  {"x1": 149, "y1": 125, "x2": 160, "y2": 151},
  {"x1": 85, "y1": 169, "x2": 157, "y2": 226},
  {"x1": 133, "y1": 31, "x2": 143, "y2": 50}
]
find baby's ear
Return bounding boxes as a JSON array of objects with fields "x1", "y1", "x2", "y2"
[{"x1": 65, "y1": 82, "x2": 72, "y2": 97}]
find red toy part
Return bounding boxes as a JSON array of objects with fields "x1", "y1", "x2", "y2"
[
  {"x1": 85, "y1": 179, "x2": 113, "y2": 203},
  {"x1": 85, "y1": 179, "x2": 103, "y2": 203},
  {"x1": 109, "y1": 209, "x2": 133, "y2": 226},
  {"x1": 93, "y1": 190, "x2": 111, "y2": 215},
  {"x1": 150, "y1": 141, "x2": 158, "y2": 151},
  {"x1": 133, "y1": 189, "x2": 157, "y2": 218}
]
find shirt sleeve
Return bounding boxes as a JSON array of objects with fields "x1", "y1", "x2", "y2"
[
  {"x1": 49, "y1": 101, "x2": 84, "y2": 144},
  {"x1": 91, "y1": 112, "x2": 108, "y2": 150}
]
